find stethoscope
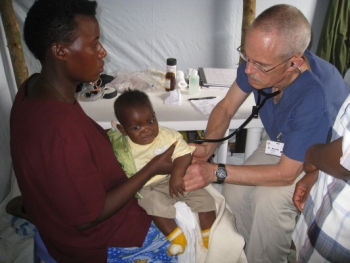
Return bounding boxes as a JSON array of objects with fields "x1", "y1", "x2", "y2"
[{"x1": 188, "y1": 65, "x2": 302, "y2": 144}]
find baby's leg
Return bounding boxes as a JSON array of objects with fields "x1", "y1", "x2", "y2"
[
  {"x1": 198, "y1": 211, "x2": 216, "y2": 249},
  {"x1": 152, "y1": 216, "x2": 177, "y2": 236},
  {"x1": 182, "y1": 188, "x2": 217, "y2": 249},
  {"x1": 152, "y1": 216, "x2": 187, "y2": 256},
  {"x1": 198, "y1": 210, "x2": 216, "y2": 230}
]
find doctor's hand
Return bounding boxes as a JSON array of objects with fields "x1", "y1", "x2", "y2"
[
  {"x1": 189, "y1": 142, "x2": 215, "y2": 162},
  {"x1": 292, "y1": 166, "x2": 319, "y2": 212},
  {"x1": 183, "y1": 161, "x2": 216, "y2": 191}
]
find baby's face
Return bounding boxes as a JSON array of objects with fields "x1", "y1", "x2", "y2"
[{"x1": 121, "y1": 105, "x2": 159, "y2": 145}]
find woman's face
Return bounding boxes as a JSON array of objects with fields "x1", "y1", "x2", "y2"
[{"x1": 64, "y1": 15, "x2": 107, "y2": 83}]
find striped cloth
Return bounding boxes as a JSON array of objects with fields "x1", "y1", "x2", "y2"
[{"x1": 292, "y1": 95, "x2": 350, "y2": 263}]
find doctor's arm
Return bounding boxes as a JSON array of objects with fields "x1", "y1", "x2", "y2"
[
  {"x1": 184, "y1": 151, "x2": 303, "y2": 191},
  {"x1": 191, "y1": 81, "x2": 249, "y2": 162}
]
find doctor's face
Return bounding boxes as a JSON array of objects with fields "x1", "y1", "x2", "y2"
[{"x1": 243, "y1": 29, "x2": 292, "y2": 89}]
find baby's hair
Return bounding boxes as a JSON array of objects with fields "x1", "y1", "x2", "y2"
[{"x1": 114, "y1": 89, "x2": 153, "y2": 124}]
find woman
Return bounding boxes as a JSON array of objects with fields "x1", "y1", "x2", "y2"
[{"x1": 10, "y1": 0, "x2": 176, "y2": 262}]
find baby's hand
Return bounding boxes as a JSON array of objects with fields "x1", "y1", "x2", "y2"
[{"x1": 169, "y1": 176, "x2": 185, "y2": 198}]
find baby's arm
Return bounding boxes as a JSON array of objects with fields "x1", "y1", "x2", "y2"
[{"x1": 169, "y1": 153, "x2": 192, "y2": 198}]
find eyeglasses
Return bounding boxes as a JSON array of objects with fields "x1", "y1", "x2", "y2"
[{"x1": 237, "y1": 46, "x2": 293, "y2": 73}]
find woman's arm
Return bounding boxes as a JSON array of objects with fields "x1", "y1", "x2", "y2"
[{"x1": 76, "y1": 143, "x2": 176, "y2": 231}]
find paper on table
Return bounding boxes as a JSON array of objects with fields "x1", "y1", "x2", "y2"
[
  {"x1": 190, "y1": 97, "x2": 221, "y2": 117},
  {"x1": 199, "y1": 68, "x2": 236, "y2": 87}
]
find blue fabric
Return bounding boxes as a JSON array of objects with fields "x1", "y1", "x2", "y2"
[
  {"x1": 10, "y1": 216, "x2": 36, "y2": 237},
  {"x1": 34, "y1": 231, "x2": 58, "y2": 263},
  {"x1": 107, "y1": 223, "x2": 178, "y2": 263},
  {"x1": 237, "y1": 50, "x2": 349, "y2": 162}
]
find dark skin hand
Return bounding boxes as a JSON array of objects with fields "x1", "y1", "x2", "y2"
[
  {"x1": 169, "y1": 153, "x2": 192, "y2": 198},
  {"x1": 293, "y1": 137, "x2": 350, "y2": 212},
  {"x1": 76, "y1": 143, "x2": 176, "y2": 231},
  {"x1": 293, "y1": 168, "x2": 318, "y2": 212}
]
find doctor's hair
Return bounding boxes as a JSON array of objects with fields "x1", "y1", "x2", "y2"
[
  {"x1": 249, "y1": 4, "x2": 311, "y2": 59},
  {"x1": 114, "y1": 89, "x2": 153, "y2": 125},
  {"x1": 24, "y1": 0, "x2": 97, "y2": 62}
]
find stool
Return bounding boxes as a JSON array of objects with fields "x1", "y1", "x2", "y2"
[{"x1": 34, "y1": 231, "x2": 57, "y2": 263}]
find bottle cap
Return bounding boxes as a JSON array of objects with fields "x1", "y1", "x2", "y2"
[
  {"x1": 166, "y1": 58, "x2": 177, "y2": 66},
  {"x1": 191, "y1": 69, "x2": 198, "y2": 76}
]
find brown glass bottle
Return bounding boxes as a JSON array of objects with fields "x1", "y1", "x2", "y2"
[{"x1": 165, "y1": 58, "x2": 176, "y2": 91}]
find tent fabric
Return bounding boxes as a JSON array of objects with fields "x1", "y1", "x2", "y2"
[
  {"x1": 316, "y1": 0, "x2": 350, "y2": 77},
  {"x1": 0, "y1": 1, "x2": 329, "y2": 262}
]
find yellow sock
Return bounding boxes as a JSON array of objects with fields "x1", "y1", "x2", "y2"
[
  {"x1": 166, "y1": 227, "x2": 187, "y2": 256},
  {"x1": 202, "y1": 228, "x2": 210, "y2": 249}
]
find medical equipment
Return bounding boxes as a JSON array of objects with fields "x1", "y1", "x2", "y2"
[{"x1": 188, "y1": 65, "x2": 301, "y2": 144}]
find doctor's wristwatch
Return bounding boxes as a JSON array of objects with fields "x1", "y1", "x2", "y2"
[{"x1": 214, "y1": 163, "x2": 227, "y2": 184}]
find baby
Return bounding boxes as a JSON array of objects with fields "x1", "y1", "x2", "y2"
[{"x1": 108, "y1": 89, "x2": 216, "y2": 256}]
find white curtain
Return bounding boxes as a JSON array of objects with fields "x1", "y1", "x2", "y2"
[
  {"x1": 0, "y1": 14, "x2": 34, "y2": 263},
  {"x1": 0, "y1": 14, "x2": 18, "y2": 204}
]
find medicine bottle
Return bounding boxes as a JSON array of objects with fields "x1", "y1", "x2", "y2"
[
  {"x1": 189, "y1": 69, "x2": 200, "y2": 95},
  {"x1": 165, "y1": 58, "x2": 177, "y2": 91}
]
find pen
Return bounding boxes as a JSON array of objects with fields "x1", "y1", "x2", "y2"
[
  {"x1": 276, "y1": 132, "x2": 283, "y2": 142},
  {"x1": 188, "y1": 96, "x2": 217, "y2": 101}
]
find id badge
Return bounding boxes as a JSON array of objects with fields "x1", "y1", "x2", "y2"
[{"x1": 265, "y1": 140, "x2": 284, "y2": 157}]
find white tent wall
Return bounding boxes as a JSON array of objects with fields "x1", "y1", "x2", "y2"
[
  {"x1": 0, "y1": 0, "x2": 328, "y2": 262},
  {"x1": 13, "y1": 0, "x2": 328, "y2": 75}
]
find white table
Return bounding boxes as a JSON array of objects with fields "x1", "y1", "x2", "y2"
[{"x1": 78, "y1": 87, "x2": 264, "y2": 163}]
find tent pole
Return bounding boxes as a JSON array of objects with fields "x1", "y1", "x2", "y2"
[{"x1": 0, "y1": 0, "x2": 28, "y2": 89}]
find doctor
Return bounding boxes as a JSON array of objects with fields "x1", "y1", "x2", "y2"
[{"x1": 184, "y1": 4, "x2": 349, "y2": 263}]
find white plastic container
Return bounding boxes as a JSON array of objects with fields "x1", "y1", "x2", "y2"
[{"x1": 189, "y1": 69, "x2": 199, "y2": 95}]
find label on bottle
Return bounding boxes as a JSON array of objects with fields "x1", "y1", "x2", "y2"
[
  {"x1": 164, "y1": 78, "x2": 171, "y2": 91},
  {"x1": 165, "y1": 71, "x2": 176, "y2": 91},
  {"x1": 166, "y1": 65, "x2": 177, "y2": 78}
]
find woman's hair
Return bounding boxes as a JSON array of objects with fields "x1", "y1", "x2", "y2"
[
  {"x1": 114, "y1": 89, "x2": 153, "y2": 124},
  {"x1": 24, "y1": 0, "x2": 97, "y2": 62},
  {"x1": 250, "y1": 4, "x2": 311, "y2": 59}
]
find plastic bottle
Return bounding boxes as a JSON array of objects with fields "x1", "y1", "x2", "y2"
[
  {"x1": 164, "y1": 58, "x2": 177, "y2": 91},
  {"x1": 189, "y1": 69, "x2": 200, "y2": 95},
  {"x1": 176, "y1": 70, "x2": 187, "y2": 89}
]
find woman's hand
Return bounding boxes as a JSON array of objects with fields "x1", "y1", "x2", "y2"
[{"x1": 145, "y1": 142, "x2": 176, "y2": 176}]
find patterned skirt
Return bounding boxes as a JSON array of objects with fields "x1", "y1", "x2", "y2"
[{"x1": 108, "y1": 222, "x2": 178, "y2": 263}]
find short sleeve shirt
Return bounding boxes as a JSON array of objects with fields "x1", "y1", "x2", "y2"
[{"x1": 236, "y1": 50, "x2": 349, "y2": 161}]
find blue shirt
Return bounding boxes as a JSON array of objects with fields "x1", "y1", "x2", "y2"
[{"x1": 237, "y1": 50, "x2": 349, "y2": 162}]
